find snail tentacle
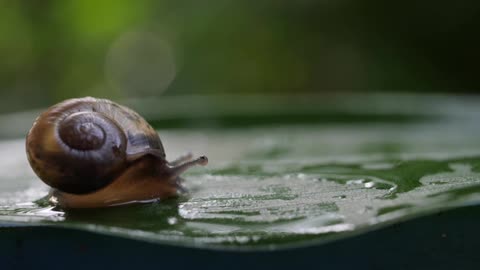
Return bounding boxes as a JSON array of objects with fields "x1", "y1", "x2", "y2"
[
  {"x1": 167, "y1": 156, "x2": 208, "y2": 178},
  {"x1": 168, "y1": 152, "x2": 193, "y2": 166}
]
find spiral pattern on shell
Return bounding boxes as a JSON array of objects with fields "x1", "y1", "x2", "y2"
[
  {"x1": 26, "y1": 97, "x2": 165, "y2": 194},
  {"x1": 59, "y1": 112, "x2": 108, "y2": 151}
]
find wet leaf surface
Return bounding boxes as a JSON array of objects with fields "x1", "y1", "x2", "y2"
[{"x1": 1, "y1": 95, "x2": 480, "y2": 249}]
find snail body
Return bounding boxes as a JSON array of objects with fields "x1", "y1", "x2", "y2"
[{"x1": 26, "y1": 97, "x2": 207, "y2": 208}]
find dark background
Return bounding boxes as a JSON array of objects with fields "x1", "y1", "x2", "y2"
[{"x1": 1, "y1": 0, "x2": 479, "y2": 113}]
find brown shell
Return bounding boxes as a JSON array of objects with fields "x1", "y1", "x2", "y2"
[{"x1": 26, "y1": 97, "x2": 166, "y2": 194}]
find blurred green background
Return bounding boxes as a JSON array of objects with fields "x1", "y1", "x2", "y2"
[{"x1": 1, "y1": 0, "x2": 479, "y2": 113}]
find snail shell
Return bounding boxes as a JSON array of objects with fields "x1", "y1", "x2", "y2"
[{"x1": 26, "y1": 97, "x2": 207, "y2": 208}]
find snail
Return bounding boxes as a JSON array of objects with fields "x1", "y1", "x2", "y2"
[{"x1": 26, "y1": 97, "x2": 208, "y2": 209}]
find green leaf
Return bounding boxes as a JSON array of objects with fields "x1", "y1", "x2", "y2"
[{"x1": 1, "y1": 94, "x2": 480, "y2": 250}]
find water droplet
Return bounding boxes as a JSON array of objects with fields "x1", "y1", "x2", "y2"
[
  {"x1": 297, "y1": 173, "x2": 307, "y2": 179},
  {"x1": 167, "y1": 217, "x2": 178, "y2": 225},
  {"x1": 364, "y1": 182, "x2": 375, "y2": 188}
]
